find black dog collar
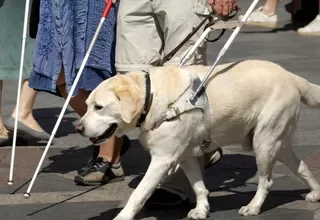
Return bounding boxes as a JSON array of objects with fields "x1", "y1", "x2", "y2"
[{"x1": 136, "y1": 71, "x2": 153, "y2": 127}]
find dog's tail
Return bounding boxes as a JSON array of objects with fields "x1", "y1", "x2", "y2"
[{"x1": 292, "y1": 74, "x2": 320, "y2": 107}]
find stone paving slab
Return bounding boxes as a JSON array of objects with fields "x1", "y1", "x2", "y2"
[
  {"x1": 2, "y1": 202, "x2": 313, "y2": 220},
  {"x1": 1, "y1": 0, "x2": 320, "y2": 149},
  {"x1": 1, "y1": 146, "x2": 320, "y2": 219},
  {"x1": 0, "y1": 190, "x2": 316, "y2": 220},
  {"x1": 1, "y1": 201, "x2": 120, "y2": 220},
  {"x1": 0, "y1": 191, "x2": 316, "y2": 220}
]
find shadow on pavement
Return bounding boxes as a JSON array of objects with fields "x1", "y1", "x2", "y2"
[
  {"x1": 33, "y1": 107, "x2": 78, "y2": 138},
  {"x1": 88, "y1": 153, "x2": 309, "y2": 219},
  {"x1": 41, "y1": 145, "x2": 95, "y2": 174},
  {"x1": 0, "y1": 107, "x2": 78, "y2": 147},
  {"x1": 34, "y1": 143, "x2": 311, "y2": 220},
  {"x1": 41, "y1": 140, "x2": 147, "y2": 176}
]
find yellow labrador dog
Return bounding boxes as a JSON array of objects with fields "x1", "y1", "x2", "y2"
[{"x1": 76, "y1": 60, "x2": 320, "y2": 220}]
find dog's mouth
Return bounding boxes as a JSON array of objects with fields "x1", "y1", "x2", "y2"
[{"x1": 89, "y1": 123, "x2": 118, "y2": 145}]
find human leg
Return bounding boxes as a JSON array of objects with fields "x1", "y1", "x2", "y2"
[
  {"x1": 238, "y1": 0, "x2": 279, "y2": 28},
  {"x1": 115, "y1": 0, "x2": 223, "y2": 207},
  {"x1": 0, "y1": 80, "x2": 10, "y2": 145},
  {"x1": 155, "y1": 0, "x2": 211, "y2": 66},
  {"x1": 141, "y1": 0, "x2": 223, "y2": 208},
  {"x1": 115, "y1": 0, "x2": 162, "y2": 72},
  {"x1": 77, "y1": 0, "x2": 158, "y2": 185},
  {"x1": 55, "y1": 69, "x2": 129, "y2": 185},
  {"x1": 4, "y1": 79, "x2": 50, "y2": 140},
  {"x1": 262, "y1": 0, "x2": 279, "y2": 15},
  {"x1": 297, "y1": 0, "x2": 320, "y2": 36},
  {"x1": 11, "y1": 80, "x2": 44, "y2": 132}
]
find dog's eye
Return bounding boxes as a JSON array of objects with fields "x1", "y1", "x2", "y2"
[{"x1": 94, "y1": 104, "x2": 103, "y2": 111}]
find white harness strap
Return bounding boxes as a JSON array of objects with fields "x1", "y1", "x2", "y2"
[{"x1": 165, "y1": 76, "x2": 212, "y2": 150}]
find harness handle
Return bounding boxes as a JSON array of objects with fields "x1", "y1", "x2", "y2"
[
  {"x1": 204, "y1": 6, "x2": 239, "y2": 43},
  {"x1": 155, "y1": 8, "x2": 239, "y2": 66}
]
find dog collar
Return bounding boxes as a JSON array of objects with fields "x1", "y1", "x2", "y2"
[{"x1": 136, "y1": 71, "x2": 153, "y2": 127}]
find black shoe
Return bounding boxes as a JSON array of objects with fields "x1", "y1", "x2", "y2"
[
  {"x1": 0, "y1": 137, "x2": 11, "y2": 147},
  {"x1": 74, "y1": 157, "x2": 124, "y2": 186},
  {"x1": 145, "y1": 189, "x2": 190, "y2": 209},
  {"x1": 77, "y1": 145, "x2": 100, "y2": 174},
  {"x1": 77, "y1": 135, "x2": 131, "y2": 174}
]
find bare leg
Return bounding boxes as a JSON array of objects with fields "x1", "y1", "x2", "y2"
[
  {"x1": 11, "y1": 79, "x2": 44, "y2": 132},
  {"x1": 0, "y1": 80, "x2": 9, "y2": 138},
  {"x1": 99, "y1": 136, "x2": 122, "y2": 163},
  {"x1": 262, "y1": 0, "x2": 279, "y2": 16},
  {"x1": 238, "y1": 0, "x2": 279, "y2": 28}
]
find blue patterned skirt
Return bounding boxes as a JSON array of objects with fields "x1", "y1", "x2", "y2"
[{"x1": 29, "y1": 0, "x2": 118, "y2": 96}]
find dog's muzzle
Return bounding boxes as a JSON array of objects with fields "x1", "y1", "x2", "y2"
[{"x1": 76, "y1": 123, "x2": 118, "y2": 145}]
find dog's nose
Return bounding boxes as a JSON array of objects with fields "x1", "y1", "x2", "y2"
[{"x1": 76, "y1": 124, "x2": 84, "y2": 133}]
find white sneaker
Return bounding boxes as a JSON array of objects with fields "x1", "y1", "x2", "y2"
[
  {"x1": 297, "y1": 15, "x2": 320, "y2": 36},
  {"x1": 238, "y1": 6, "x2": 278, "y2": 28}
]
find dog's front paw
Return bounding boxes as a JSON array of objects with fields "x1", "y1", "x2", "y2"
[
  {"x1": 306, "y1": 190, "x2": 320, "y2": 203},
  {"x1": 238, "y1": 205, "x2": 260, "y2": 216},
  {"x1": 187, "y1": 207, "x2": 209, "y2": 220}
]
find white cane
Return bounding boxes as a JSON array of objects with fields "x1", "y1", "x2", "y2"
[
  {"x1": 23, "y1": 0, "x2": 114, "y2": 198},
  {"x1": 8, "y1": 0, "x2": 31, "y2": 185}
]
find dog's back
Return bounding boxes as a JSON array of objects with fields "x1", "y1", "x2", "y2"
[{"x1": 183, "y1": 60, "x2": 320, "y2": 147}]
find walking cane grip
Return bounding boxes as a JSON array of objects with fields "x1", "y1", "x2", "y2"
[{"x1": 103, "y1": 0, "x2": 113, "y2": 18}]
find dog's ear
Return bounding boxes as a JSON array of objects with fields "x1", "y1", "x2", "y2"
[{"x1": 114, "y1": 84, "x2": 143, "y2": 124}]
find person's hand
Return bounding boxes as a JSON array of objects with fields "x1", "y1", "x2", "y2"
[{"x1": 208, "y1": 0, "x2": 237, "y2": 16}]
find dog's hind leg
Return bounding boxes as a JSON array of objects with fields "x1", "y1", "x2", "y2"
[
  {"x1": 239, "y1": 130, "x2": 280, "y2": 216},
  {"x1": 242, "y1": 129, "x2": 254, "y2": 151},
  {"x1": 277, "y1": 139, "x2": 320, "y2": 203},
  {"x1": 180, "y1": 157, "x2": 210, "y2": 220}
]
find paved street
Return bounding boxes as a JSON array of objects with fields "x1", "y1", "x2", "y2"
[{"x1": 2, "y1": 0, "x2": 320, "y2": 219}]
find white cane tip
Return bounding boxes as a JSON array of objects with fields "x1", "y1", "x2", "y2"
[
  {"x1": 7, "y1": 181, "x2": 14, "y2": 185},
  {"x1": 23, "y1": 193, "x2": 30, "y2": 198}
]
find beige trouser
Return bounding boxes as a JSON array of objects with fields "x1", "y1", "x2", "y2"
[
  {"x1": 116, "y1": 0, "x2": 212, "y2": 202},
  {"x1": 116, "y1": 0, "x2": 211, "y2": 72}
]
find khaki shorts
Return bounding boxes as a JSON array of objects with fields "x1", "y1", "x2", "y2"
[{"x1": 115, "y1": 0, "x2": 212, "y2": 72}]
